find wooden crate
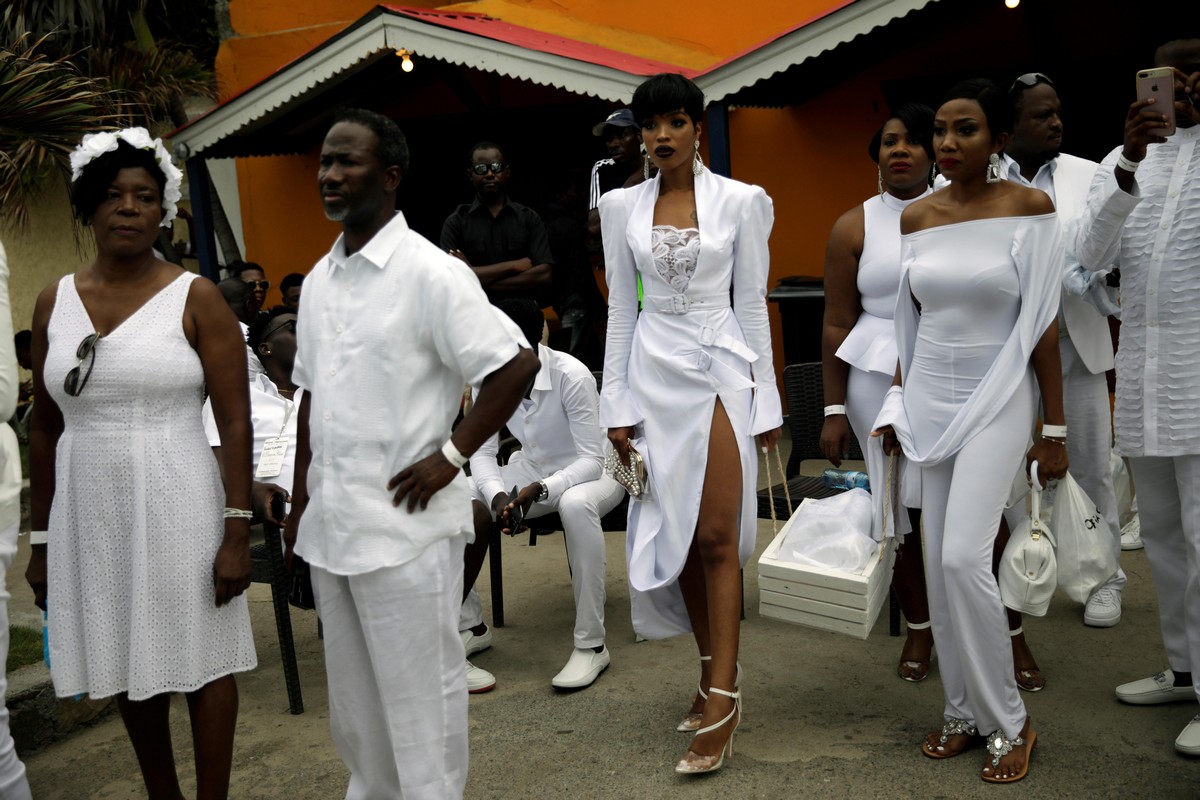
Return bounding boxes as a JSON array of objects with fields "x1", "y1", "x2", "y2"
[{"x1": 757, "y1": 498, "x2": 895, "y2": 640}]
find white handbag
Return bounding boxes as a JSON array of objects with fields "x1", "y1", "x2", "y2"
[
  {"x1": 1051, "y1": 472, "x2": 1119, "y2": 604},
  {"x1": 999, "y1": 461, "x2": 1057, "y2": 617}
]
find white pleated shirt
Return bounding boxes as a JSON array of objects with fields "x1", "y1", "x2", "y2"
[
  {"x1": 292, "y1": 211, "x2": 524, "y2": 575},
  {"x1": 1076, "y1": 124, "x2": 1200, "y2": 456}
]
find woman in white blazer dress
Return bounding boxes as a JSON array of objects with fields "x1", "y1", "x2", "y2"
[{"x1": 600, "y1": 73, "x2": 783, "y2": 775}]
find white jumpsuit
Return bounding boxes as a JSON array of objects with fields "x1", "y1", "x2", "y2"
[{"x1": 876, "y1": 214, "x2": 1062, "y2": 739}]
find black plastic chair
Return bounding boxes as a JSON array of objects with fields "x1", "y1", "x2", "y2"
[{"x1": 249, "y1": 522, "x2": 304, "y2": 714}]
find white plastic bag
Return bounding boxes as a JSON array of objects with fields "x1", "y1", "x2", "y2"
[
  {"x1": 779, "y1": 488, "x2": 877, "y2": 572},
  {"x1": 1051, "y1": 471, "x2": 1119, "y2": 604},
  {"x1": 1111, "y1": 452, "x2": 1136, "y2": 527}
]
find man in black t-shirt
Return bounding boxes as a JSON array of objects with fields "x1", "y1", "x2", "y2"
[{"x1": 440, "y1": 141, "x2": 554, "y2": 304}]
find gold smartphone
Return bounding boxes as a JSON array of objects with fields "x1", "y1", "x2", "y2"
[{"x1": 1137, "y1": 67, "x2": 1176, "y2": 136}]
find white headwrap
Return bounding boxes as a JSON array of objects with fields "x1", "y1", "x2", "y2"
[{"x1": 69, "y1": 127, "x2": 184, "y2": 227}]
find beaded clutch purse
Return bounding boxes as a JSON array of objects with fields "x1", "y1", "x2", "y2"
[{"x1": 604, "y1": 445, "x2": 647, "y2": 498}]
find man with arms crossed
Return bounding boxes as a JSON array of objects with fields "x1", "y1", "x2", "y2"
[{"x1": 285, "y1": 108, "x2": 538, "y2": 799}]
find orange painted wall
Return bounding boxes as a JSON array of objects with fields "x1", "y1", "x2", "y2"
[{"x1": 730, "y1": 73, "x2": 891, "y2": 392}]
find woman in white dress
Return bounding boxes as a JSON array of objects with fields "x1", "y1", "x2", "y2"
[
  {"x1": 874, "y1": 80, "x2": 1067, "y2": 784},
  {"x1": 820, "y1": 104, "x2": 936, "y2": 683},
  {"x1": 25, "y1": 129, "x2": 256, "y2": 800},
  {"x1": 600, "y1": 73, "x2": 783, "y2": 775}
]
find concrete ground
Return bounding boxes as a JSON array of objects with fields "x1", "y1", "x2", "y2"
[{"x1": 8, "y1": 449, "x2": 1200, "y2": 799}]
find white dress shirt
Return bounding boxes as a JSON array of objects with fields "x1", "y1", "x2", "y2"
[
  {"x1": 1076, "y1": 125, "x2": 1200, "y2": 456},
  {"x1": 202, "y1": 372, "x2": 300, "y2": 495},
  {"x1": 470, "y1": 344, "x2": 604, "y2": 505},
  {"x1": 292, "y1": 211, "x2": 524, "y2": 575},
  {"x1": 240, "y1": 321, "x2": 265, "y2": 381}
]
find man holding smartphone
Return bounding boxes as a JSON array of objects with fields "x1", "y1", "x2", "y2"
[
  {"x1": 1002, "y1": 73, "x2": 1127, "y2": 629},
  {"x1": 1075, "y1": 38, "x2": 1200, "y2": 757}
]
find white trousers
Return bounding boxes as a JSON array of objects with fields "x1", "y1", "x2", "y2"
[
  {"x1": 1060, "y1": 335, "x2": 1126, "y2": 593},
  {"x1": 462, "y1": 456, "x2": 624, "y2": 649},
  {"x1": 920, "y1": 379, "x2": 1033, "y2": 740},
  {"x1": 312, "y1": 535, "x2": 468, "y2": 800},
  {"x1": 1127, "y1": 456, "x2": 1200, "y2": 703},
  {"x1": 0, "y1": 524, "x2": 31, "y2": 800}
]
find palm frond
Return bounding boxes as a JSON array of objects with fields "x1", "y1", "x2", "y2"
[{"x1": 0, "y1": 33, "x2": 122, "y2": 230}]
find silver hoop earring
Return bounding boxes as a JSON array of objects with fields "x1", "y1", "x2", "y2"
[
  {"x1": 986, "y1": 153, "x2": 1002, "y2": 183},
  {"x1": 692, "y1": 139, "x2": 703, "y2": 176},
  {"x1": 877, "y1": 167, "x2": 884, "y2": 196}
]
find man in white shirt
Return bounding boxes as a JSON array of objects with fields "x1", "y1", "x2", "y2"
[
  {"x1": 284, "y1": 109, "x2": 538, "y2": 799},
  {"x1": 462, "y1": 298, "x2": 625, "y2": 691},
  {"x1": 1075, "y1": 38, "x2": 1200, "y2": 757},
  {"x1": 1003, "y1": 72, "x2": 1127, "y2": 627},
  {"x1": 203, "y1": 307, "x2": 299, "y2": 524}
]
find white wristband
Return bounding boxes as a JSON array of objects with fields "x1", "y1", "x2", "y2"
[
  {"x1": 824, "y1": 404, "x2": 847, "y2": 417},
  {"x1": 29, "y1": 530, "x2": 48, "y2": 546},
  {"x1": 223, "y1": 508, "x2": 253, "y2": 520},
  {"x1": 1041, "y1": 424, "x2": 1067, "y2": 439},
  {"x1": 1116, "y1": 153, "x2": 1140, "y2": 174},
  {"x1": 441, "y1": 440, "x2": 469, "y2": 469}
]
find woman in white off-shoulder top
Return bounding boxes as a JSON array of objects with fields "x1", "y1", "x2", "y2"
[
  {"x1": 874, "y1": 79, "x2": 1067, "y2": 785},
  {"x1": 599, "y1": 73, "x2": 782, "y2": 775}
]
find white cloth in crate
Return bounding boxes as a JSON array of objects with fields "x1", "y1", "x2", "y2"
[{"x1": 779, "y1": 489, "x2": 877, "y2": 572}]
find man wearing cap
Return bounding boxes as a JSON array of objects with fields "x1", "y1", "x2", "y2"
[{"x1": 587, "y1": 109, "x2": 644, "y2": 236}]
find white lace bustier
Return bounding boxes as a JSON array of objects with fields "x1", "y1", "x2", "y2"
[{"x1": 651, "y1": 225, "x2": 700, "y2": 293}]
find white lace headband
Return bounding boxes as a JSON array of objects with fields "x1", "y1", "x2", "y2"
[{"x1": 69, "y1": 127, "x2": 183, "y2": 227}]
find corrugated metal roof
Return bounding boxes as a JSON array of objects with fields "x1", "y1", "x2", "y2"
[{"x1": 171, "y1": 1, "x2": 940, "y2": 158}]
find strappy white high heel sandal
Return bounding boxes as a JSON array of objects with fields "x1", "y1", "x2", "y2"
[
  {"x1": 677, "y1": 658, "x2": 742, "y2": 732},
  {"x1": 675, "y1": 687, "x2": 741, "y2": 774}
]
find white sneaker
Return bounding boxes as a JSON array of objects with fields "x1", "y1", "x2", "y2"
[
  {"x1": 466, "y1": 660, "x2": 496, "y2": 693},
  {"x1": 550, "y1": 646, "x2": 611, "y2": 690},
  {"x1": 460, "y1": 625, "x2": 493, "y2": 656},
  {"x1": 1121, "y1": 517, "x2": 1144, "y2": 550},
  {"x1": 1084, "y1": 586, "x2": 1122, "y2": 628}
]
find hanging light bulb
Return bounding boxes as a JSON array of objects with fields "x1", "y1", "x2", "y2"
[
  {"x1": 396, "y1": 48, "x2": 415, "y2": 72},
  {"x1": 1005, "y1": 0, "x2": 1020, "y2": 8}
]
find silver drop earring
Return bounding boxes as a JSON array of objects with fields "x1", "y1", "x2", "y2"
[
  {"x1": 692, "y1": 139, "x2": 703, "y2": 176},
  {"x1": 877, "y1": 167, "x2": 884, "y2": 196},
  {"x1": 986, "y1": 152, "x2": 1002, "y2": 183},
  {"x1": 642, "y1": 143, "x2": 651, "y2": 180}
]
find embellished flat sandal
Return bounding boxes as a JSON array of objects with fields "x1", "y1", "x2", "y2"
[
  {"x1": 922, "y1": 717, "x2": 978, "y2": 759},
  {"x1": 982, "y1": 722, "x2": 1037, "y2": 783}
]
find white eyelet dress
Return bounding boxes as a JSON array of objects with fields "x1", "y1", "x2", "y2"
[{"x1": 43, "y1": 272, "x2": 257, "y2": 700}]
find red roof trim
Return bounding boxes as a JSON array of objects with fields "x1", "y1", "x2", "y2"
[{"x1": 380, "y1": 5, "x2": 699, "y2": 77}]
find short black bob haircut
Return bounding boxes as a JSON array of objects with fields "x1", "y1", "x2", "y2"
[
  {"x1": 631, "y1": 73, "x2": 705, "y2": 126},
  {"x1": 493, "y1": 297, "x2": 544, "y2": 352},
  {"x1": 69, "y1": 140, "x2": 167, "y2": 225},
  {"x1": 330, "y1": 108, "x2": 410, "y2": 173},
  {"x1": 247, "y1": 305, "x2": 296, "y2": 353},
  {"x1": 939, "y1": 78, "x2": 1013, "y2": 139},
  {"x1": 868, "y1": 103, "x2": 935, "y2": 164}
]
